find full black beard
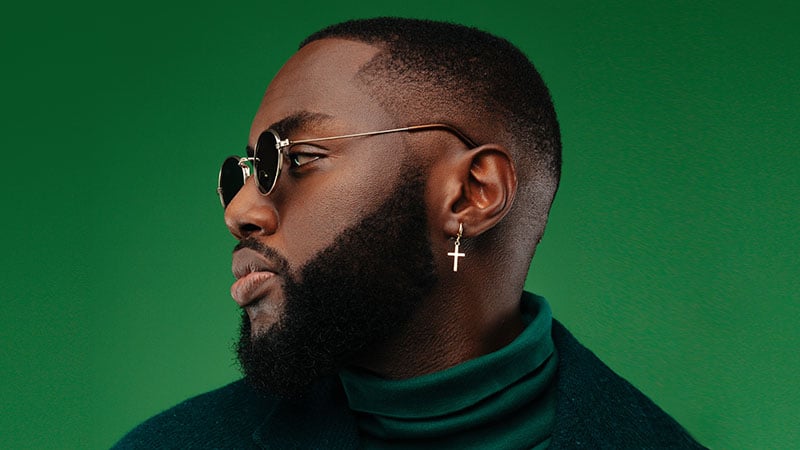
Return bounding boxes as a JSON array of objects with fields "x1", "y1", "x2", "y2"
[{"x1": 236, "y1": 172, "x2": 436, "y2": 398}]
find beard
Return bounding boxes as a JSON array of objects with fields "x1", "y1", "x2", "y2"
[{"x1": 236, "y1": 171, "x2": 437, "y2": 398}]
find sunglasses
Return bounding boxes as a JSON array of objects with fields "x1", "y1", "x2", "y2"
[{"x1": 217, "y1": 123, "x2": 476, "y2": 208}]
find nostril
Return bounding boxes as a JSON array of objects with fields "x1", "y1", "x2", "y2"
[{"x1": 238, "y1": 223, "x2": 263, "y2": 237}]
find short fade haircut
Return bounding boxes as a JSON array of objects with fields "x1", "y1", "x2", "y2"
[{"x1": 301, "y1": 17, "x2": 561, "y2": 249}]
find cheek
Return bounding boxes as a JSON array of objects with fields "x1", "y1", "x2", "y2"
[
  {"x1": 424, "y1": 159, "x2": 455, "y2": 230},
  {"x1": 276, "y1": 147, "x2": 405, "y2": 268}
]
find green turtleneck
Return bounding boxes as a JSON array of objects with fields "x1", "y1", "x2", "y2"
[{"x1": 339, "y1": 293, "x2": 558, "y2": 449}]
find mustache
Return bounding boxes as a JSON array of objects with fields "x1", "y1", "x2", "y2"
[{"x1": 233, "y1": 237, "x2": 291, "y2": 275}]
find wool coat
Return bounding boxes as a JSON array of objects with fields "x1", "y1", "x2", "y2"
[{"x1": 114, "y1": 320, "x2": 705, "y2": 449}]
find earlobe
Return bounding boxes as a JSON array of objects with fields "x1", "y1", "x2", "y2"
[{"x1": 442, "y1": 144, "x2": 517, "y2": 238}]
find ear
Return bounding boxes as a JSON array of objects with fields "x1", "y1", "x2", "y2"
[{"x1": 435, "y1": 144, "x2": 517, "y2": 238}]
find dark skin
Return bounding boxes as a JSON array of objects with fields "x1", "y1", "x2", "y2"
[{"x1": 225, "y1": 38, "x2": 527, "y2": 380}]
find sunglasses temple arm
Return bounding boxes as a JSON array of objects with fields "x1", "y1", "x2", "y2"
[{"x1": 289, "y1": 123, "x2": 477, "y2": 148}]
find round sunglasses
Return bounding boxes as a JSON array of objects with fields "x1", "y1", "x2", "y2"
[{"x1": 217, "y1": 123, "x2": 476, "y2": 208}]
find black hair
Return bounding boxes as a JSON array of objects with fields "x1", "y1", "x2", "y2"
[{"x1": 301, "y1": 17, "x2": 561, "y2": 245}]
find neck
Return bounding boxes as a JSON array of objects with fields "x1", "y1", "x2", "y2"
[{"x1": 352, "y1": 281, "x2": 527, "y2": 380}]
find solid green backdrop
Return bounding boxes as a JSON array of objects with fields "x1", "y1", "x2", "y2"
[{"x1": 2, "y1": 1, "x2": 797, "y2": 448}]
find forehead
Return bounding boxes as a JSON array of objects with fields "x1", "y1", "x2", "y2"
[{"x1": 250, "y1": 39, "x2": 392, "y2": 142}]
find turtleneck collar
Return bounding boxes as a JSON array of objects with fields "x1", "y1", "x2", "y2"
[{"x1": 339, "y1": 293, "x2": 558, "y2": 449}]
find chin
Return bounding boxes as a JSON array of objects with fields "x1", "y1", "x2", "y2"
[{"x1": 245, "y1": 300, "x2": 285, "y2": 336}]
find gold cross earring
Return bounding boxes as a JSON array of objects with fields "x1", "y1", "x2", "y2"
[{"x1": 447, "y1": 223, "x2": 465, "y2": 272}]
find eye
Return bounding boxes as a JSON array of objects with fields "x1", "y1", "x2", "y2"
[{"x1": 286, "y1": 145, "x2": 323, "y2": 169}]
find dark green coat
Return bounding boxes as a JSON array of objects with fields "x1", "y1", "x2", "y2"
[{"x1": 114, "y1": 321, "x2": 705, "y2": 449}]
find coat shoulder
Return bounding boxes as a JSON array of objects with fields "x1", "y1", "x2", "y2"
[
  {"x1": 112, "y1": 380, "x2": 272, "y2": 449},
  {"x1": 550, "y1": 320, "x2": 707, "y2": 449}
]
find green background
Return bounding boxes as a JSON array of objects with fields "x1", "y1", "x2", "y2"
[{"x1": 2, "y1": 1, "x2": 797, "y2": 448}]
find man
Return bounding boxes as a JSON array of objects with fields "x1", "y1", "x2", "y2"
[{"x1": 115, "y1": 18, "x2": 704, "y2": 449}]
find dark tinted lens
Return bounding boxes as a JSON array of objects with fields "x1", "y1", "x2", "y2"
[
  {"x1": 255, "y1": 131, "x2": 280, "y2": 194},
  {"x1": 218, "y1": 157, "x2": 245, "y2": 207}
]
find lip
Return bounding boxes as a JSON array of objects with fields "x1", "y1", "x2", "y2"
[{"x1": 230, "y1": 247, "x2": 281, "y2": 307}]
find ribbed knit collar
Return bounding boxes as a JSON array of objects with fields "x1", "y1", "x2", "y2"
[{"x1": 338, "y1": 293, "x2": 557, "y2": 447}]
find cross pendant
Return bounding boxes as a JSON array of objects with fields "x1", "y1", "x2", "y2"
[{"x1": 447, "y1": 243, "x2": 465, "y2": 272}]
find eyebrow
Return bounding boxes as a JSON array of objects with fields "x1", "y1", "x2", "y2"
[
  {"x1": 269, "y1": 111, "x2": 335, "y2": 138},
  {"x1": 247, "y1": 111, "x2": 334, "y2": 156}
]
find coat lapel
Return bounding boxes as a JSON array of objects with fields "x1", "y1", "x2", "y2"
[{"x1": 252, "y1": 377, "x2": 359, "y2": 449}]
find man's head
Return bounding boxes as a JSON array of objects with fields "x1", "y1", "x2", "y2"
[{"x1": 224, "y1": 17, "x2": 561, "y2": 396}]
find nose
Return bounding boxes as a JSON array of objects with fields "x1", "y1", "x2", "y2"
[{"x1": 224, "y1": 176, "x2": 279, "y2": 240}]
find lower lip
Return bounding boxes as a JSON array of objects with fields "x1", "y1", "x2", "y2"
[{"x1": 230, "y1": 271, "x2": 276, "y2": 307}]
